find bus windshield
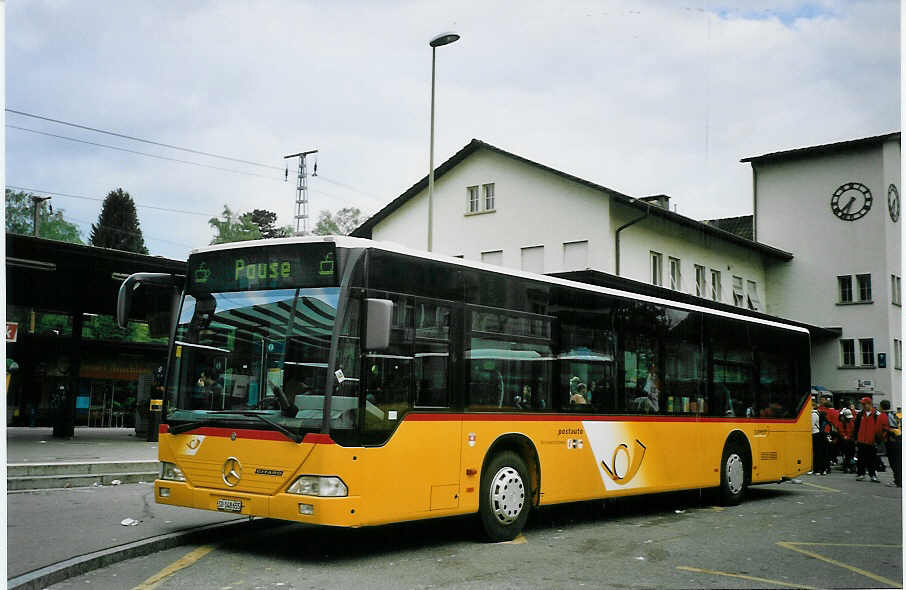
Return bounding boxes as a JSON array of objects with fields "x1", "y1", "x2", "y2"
[{"x1": 166, "y1": 286, "x2": 359, "y2": 436}]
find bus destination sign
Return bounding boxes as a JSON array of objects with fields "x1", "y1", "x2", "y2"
[{"x1": 187, "y1": 243, "x2": 337, "y2": 292}]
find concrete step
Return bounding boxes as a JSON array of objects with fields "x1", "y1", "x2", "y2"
[
  {"x1": 8, "y1": 471, "x2": 158, "y2": 491},
  {"x1": 7, "y1": 460, "x2": 159, "y2": 477}
]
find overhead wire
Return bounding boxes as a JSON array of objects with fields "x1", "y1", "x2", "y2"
[
  {"x1": 6, "y1": 108, "x2": 284, "y2": 171},
  {"x1": 6, "y1": 125, "x2": 284, "y2": 181},
  {"x1": 6, "y1": 185, "x2": 218, "y2": 218}
]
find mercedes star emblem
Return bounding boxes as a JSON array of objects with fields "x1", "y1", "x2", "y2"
[{"x1": 222, "y1": 457, "x2": 242, "y2": 487}]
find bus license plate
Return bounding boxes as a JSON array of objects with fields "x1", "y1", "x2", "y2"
[{"x1": 217, "y1": 498, "x2": 242, "y2": 512}]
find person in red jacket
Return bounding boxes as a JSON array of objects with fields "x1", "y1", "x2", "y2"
[
  {"x1": 853, "y1": 397, "x2": 888, "y2": 482},
  {"x1": 820, "y1": 397, "x2": 841, "y2": 467},
  {"x1": 838, "y1": 407, "x2": 856, "y2": 473}
]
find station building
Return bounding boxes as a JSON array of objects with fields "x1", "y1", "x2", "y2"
[
  {"x1": 5, "y1": 234, "x2": 183, "y2": 430},
  {"x1": 352, "y1": 134, "x2": 902, "y2": 408}
]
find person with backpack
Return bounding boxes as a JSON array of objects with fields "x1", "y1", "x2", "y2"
[
  {"x1": 880, "y1": 400, "x2": 901, "y2": 488},
  {"x1": 853, "y1": 397, "x2": 888, "y2": 482}
]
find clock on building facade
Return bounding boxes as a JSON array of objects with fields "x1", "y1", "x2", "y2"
[
  {"x1": 830, "y1": 182, "x2": 872, "y2": 221},
  {"x1": 888, "y1": 184, "x2": 899, "y2": 222}
]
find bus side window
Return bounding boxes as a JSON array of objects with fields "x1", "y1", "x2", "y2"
[
  {"x1": 708, "y1": 319, "x2": 755, "y2": 418},
  {"x1": 413, "y1": 301, "x2": 450, "y2": 407},
  {"x1": 362, "y1": 294, "x2": 413, "y2": 443}
]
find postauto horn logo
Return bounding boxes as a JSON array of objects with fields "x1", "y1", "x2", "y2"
[{"x1": 600, "y1": 440, "x2": 647, "y2": 485}]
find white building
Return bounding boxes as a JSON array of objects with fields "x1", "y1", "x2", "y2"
[
  {"x1": 354, "y1": 139, "x2": 786, "y2": 308},
  {"x1": 352, "y1": 135, "x2": 901, "y2": 407},
  {"x1": 744, "y1": 132, "x2": 902, "y2": 407}
]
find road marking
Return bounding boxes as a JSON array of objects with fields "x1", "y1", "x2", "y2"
[
  {"x1": 501, "y1": 534, "x2": 527, "y2": 545},
  {"x1": 777, "y1": 542, "x2": 902, "y2": 588},
  {"x1": 676, "y1": 565, "x2": 817, "y2": 589},
  {"x1": 799, "y1": 481, "x2": 841, "y2": 493},
  {"x1": 131, "y1": 545, "x2": 215, "y2": 590}
]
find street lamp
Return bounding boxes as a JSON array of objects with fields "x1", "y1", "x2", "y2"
[{"x1": 427, "y1": 31, "x2": 460, "y2": 252}]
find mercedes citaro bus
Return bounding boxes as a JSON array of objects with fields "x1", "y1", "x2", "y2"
[{"x1": 117, "y1": 236, "x2": 812, "y2": 541}]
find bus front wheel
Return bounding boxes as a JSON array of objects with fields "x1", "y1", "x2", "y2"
[
  {"x1": 719, "y1": 443, "x2": 747, "y2": 505},
  {"x1": 479, "y1": 451, "x2": 531, "y2": 542}
]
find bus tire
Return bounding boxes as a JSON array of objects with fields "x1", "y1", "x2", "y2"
[
  {"x1": 719, "y1": 443, "x2": 747, "y2": 506},
  {"x1": 479, "y1": 451, "x2": 531, "y2": 542}
]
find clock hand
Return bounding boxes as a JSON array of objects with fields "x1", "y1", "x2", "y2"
[{"x1": 840, "y1": 196, "x2": 857, "y2": 213}]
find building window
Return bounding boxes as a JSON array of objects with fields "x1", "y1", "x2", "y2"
[
  {"x1": 732, "y1": 276, "x2": 744, "y2": 307},
  {"x1": 467, "y1": 186, "x2": 479, "y2": 213},
  {"x1": 563, "y1": 241, "x2": 588, "y2": 270},
  {"x1": 892, "y1": 274, "x2": 901, "y2": 306},
  {"x1": 481, "y1": 250, "x2": 503, "y2": 266},
  {"x1": 650, "y1": 252, "x2": 663, "y2": 287},
  {"x1": 840, "y1": 339, "x2": 856, "y2": 367},
  {"x1": 710, "y1": 269, "x2": 721, "y2": 302},
  {"x1": 857, "y1": 274, "x2": 872, "y2": 302},
  {"x1": 895, "y1": 339, "x2": 903, "y2": 370},
  {"x1": 483, "y1": 183, "x2": 495, "y2": 210},
  {"x1": 669, "y1": 257, "x2": 681, "y2": 290},
  {"x1": 746, "y1": 280, "x2": 760, "y2": 311},
  {"x1": 521, "y1": 245, "x2": 544, "y2": 274},
  {"x1": 838, "y1": 275, "x2": 853, "y2": 303},
  {"x1": 695, "y1": 265, "x2": 706, "y2": 297},
  {"x1": 859, "y1": 338, "x2": 875, "y2": 367}
]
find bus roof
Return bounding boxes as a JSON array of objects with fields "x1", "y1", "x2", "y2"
[{"x1": 190, "y1": 235, "x2": 811, "y2": 335}]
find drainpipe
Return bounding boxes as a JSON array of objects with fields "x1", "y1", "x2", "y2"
[{"x1": 614, "y1": 202, "x2": 651, "y2": 276}]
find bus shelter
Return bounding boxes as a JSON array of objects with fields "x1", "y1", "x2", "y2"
[{"x1": 5, "y1": 234, "x2": 184, "y2": 436}]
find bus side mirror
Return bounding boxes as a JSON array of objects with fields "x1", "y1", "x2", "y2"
[
  {"x1": 117, "y1": 273, "x2": 184, "y2": 329},
  {"x1": 365, "y1": 298, "x2": 393, "y2": 351}
]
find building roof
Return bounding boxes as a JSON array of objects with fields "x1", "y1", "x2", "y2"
[
  {"x1": 705, "y1": 215, "x2": 754, "y2": 240},
  {"x1": 740, "y1": 132, "x2": 901, "y2": 164},
  {"x1": 351, "y1": 138, "x2": 793, "y2": 260}
]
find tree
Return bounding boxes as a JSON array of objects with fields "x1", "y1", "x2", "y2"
[
  {"x1": 313, "y1": 207, "x2": 366, "y2": 236},
  {"x1": 89, "y1": 188, "x2": 149, "y2": 254},
  {"x1": 5, "y1": 189, "x2": 84, "y2": 244},
  {"x1": 249, "y1": 209, "x2": 292, "y2": 239},
  {"x1": 209, "y1": 204, "x2": 263, "y2": 244}
]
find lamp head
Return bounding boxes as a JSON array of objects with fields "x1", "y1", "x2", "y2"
[{"x1": 429, "y1": 32, "x2": 460, "y2": 48}]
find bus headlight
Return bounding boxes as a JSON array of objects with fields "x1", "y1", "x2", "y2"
[
  {"x1": 287, "y1": 475, "x2": 348, "y2": 497},
  {"x1": 160, "y1": 461, "x2": 186, "y2": 482}
]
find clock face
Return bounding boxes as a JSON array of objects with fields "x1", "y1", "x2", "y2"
[
  {"x1": 888, "y1": 184, "x2": 900, "y2": 222},
  {"x1": 830, "y1": 182, "x2": 872, "y2": 221}
]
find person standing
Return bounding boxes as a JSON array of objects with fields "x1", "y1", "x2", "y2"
[
  {"x1": 853, "y1": 397, "x2": 887, "y2": 482},
  {"x1": 838, "y1": 407, "x2": 856, "y2": 473},
  {"x1": 811, "y1": 398, "x2": 827, "y2": 475},
  {"x1": 880, "y1": 400, "x2": 901, "y2": 488}
]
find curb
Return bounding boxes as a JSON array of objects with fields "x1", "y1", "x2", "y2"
[{"x1": 8, "y1": 517, "x2": 279, "y2": 590}]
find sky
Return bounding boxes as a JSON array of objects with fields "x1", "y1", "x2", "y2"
[{"x1": 5, "y1": 0, "x2": 900, "y2": 260}]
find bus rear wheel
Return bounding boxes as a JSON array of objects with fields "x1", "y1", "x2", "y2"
[
  {"x1": 479, "y1": 451, "x2": 531, "y2": 542},
  {"x1": 719, "y1": 443, "x2": 747, "y2": 506}
]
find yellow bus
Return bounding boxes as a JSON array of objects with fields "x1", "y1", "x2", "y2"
[{"x1": 118, "y1": 236, "x2": 812, "y2": 541}]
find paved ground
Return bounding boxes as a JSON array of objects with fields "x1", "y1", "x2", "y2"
[
  {"x1": 7, "y1": 427, "x2": 158, "y2": 463},
  {"x1": 7, "y1": 483, "x2": 245, "y2": 578},
  {"x1": 48, "y1": 469, "x2": 902, "y2": 590}
]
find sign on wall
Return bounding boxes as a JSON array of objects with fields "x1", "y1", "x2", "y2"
[{"x1": 6, "y1": 322, "x2": 18, "y2": 343}]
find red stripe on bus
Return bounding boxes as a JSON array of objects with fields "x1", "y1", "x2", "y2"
[
  {"x1": 167, "y1": 426, "x2": 295, "y2": 441},
  {"x1": 302, "y1": 433, "x2": 336, "y2": 444}
]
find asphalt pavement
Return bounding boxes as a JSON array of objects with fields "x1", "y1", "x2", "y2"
[{"x1": 46, "y1": 469, "x2": 903, "y2": 590}]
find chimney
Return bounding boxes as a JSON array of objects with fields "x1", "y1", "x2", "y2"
[{"x1": 638, "y1": 194, "x2": 670, "y2": 210}]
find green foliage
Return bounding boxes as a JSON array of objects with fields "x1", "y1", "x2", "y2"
[
  {"x1": 249, "y1": 209, "x2": 291, "y2": 239},
  {"x1": 81, "y1": 314, "x2": 166, "y2": 344},
  {"x1": 5, "y1": 189, "x2": 84, "y2": 244},
  {"x1": 209, "y1": 204, "x2": 263, "y2": 244},
  {"x1": 89, "y1": 188, "x2": 149, "y2": 254},
  {"x1": 313, "y1": 207, "x2": 365, "y2": 236}
]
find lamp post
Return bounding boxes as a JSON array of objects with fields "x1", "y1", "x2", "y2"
[{"x1": 427, "y1": 31, "x2": 460, "y2": 252}]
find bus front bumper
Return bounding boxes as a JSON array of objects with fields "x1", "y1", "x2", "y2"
[{"x1": 154, "y1": 480, "x2": 361, "y2": 526}]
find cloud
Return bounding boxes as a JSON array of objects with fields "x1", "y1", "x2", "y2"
[{"x1": 5, "y1": 0, "x2": 898, "y2": 258}]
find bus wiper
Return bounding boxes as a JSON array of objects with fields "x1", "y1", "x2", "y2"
[
  {"x1": 210, "y1": 411, "x2": 304, "y2": 443},
  {"x1": 169, "y1": 420, "x2": 213, "y2": 435}
]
